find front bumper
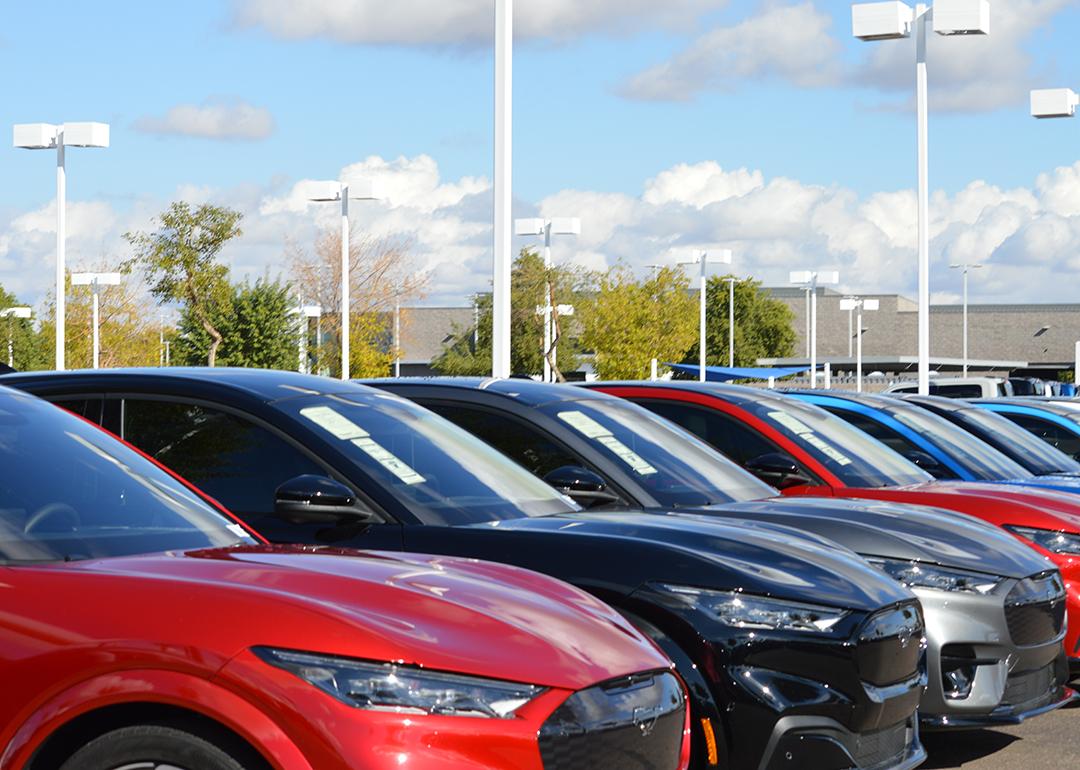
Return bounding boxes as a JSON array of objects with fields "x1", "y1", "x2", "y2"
[{"x1": 758, "y1": 714, "x2": 926, "y2": 770}]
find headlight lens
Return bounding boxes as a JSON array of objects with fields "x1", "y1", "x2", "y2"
[
  {"x1": 1006, "y1": 526, "x2": 1080, "y2": 556},
  {"x1": 867, "y1": 558, "x2": 1003, "y2": 595},
  {"x1": 655, "y1": 584, "x2": 849, "y2": 633},
  {"x1": 255, "y1": 648, "x2": 545, "y2": 718}
]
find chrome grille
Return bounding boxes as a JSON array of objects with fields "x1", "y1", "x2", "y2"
[
  {"x1": 856, "y1": 602, "x2": 925, "y2": 687},
  {"x1": 852, "y1": 721, "x2": 911, "y2": 770},
  {"x1": 1006, "y1": 573, "x2": 1066, "y2": 646},
  {"x1": 1003, "y1": 663, "x2": 1057, "y2": 709}
]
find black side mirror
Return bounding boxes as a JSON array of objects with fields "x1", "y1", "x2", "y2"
[
  {"x1": 744, "y1": 453, "x2": 813, "y2": 490},
  {"x1": 543, "y1": 466, "x2": 621, "y2": 508},
  {"x1": 904, "y1": 450, "x2": 946, "y2": 477},
  {"x1": 274, "y1": 475, "x2": 375, "y2": 522}
]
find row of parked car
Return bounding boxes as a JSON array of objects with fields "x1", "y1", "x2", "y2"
[{"x1": 2, "y1": 367, "x2": 1079, "y2": 770}]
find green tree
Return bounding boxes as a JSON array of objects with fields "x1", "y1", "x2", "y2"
[
  {"x1": 175, "y1": 278, "x2": 298, "y2": 369},
  {"x1": 0, "y1": 285, "x2": 47, "y2": 371},
  {"x1": 580, "y1": 265, "x2": 698, "y2": 380},
  {"x1": 124, "y1": 202, "x2": 243, "y2": 366},
  {"x1": 685, "y1": 276, "x2": 797, "y2": 368}
]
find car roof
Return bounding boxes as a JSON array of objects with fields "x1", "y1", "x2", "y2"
[
  {"x1": 582, "y1": 380, "x2": 803, "y2": 408},
  {"x1": 972, "y1": 397, "x2": 1080, "y2": 415},
  {"x1": 897, "y1": 394, "x2": 975, "y2": 413},
  {"x1": 364, "y1": 376, "x2": 617, "y2": 408}
]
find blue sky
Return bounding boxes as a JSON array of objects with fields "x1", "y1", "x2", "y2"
[{"x1": 2, "y1": 0, "x2": 1080, "y2": 307}]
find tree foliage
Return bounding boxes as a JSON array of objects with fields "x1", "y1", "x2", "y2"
[
  {"x1": 0, "y1": 285, "x2": 47, "y2": 371},
  {"x1": 124, "y1": 202, "x2": 243, "y2": 366},
  {"x1": 580, "y1": 265, "x2": 698, "y2": 380},
  {"x1": 684, "y1": 276, "x2": 797, "y2": 368}
]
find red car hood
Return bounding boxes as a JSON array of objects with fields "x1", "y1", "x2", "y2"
[{"x1": 34, "y1": 545, "x2": 668, "y2": 690}]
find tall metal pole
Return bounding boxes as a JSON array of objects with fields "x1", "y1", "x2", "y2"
[
  {"x1": 804, "y1": 288, "x2": 811, "y2": 358},
  {"x1": 810, "y1": 275, "x2": 819, "y2": 389},
  {"x1": 699, "y1": 258, "x2": 707, "y2": 382},
  {"x1": 492, "y1": 0, "x2": 513, "y2": 379},
  {"x1": 916, "y1": 4, "x2": 931, "y2": 395},
  {"x1": 6, "y1": 316, "x2": 12, "y2": 368},
  {"x1": 298, "y1": 302, "x2": 307, "y2": 374},
  {"x1": 55, "y1": 134, "x2": 66, "y2": 371},
  {"x1": 857, "y1": 302, "x2": 865, "y2": 393},
  {"x1": 394, "y1": 298, "x2": 401, "y2": 378},
  {"x1": 90, "y1": 280, "x2": 102, "y2": 370},
  {"x1": 962, "y1": 267, "x2": 969, "y2": 378},
  {"x1": 848, "y1": 305, "x2": 854, "y2": 357},
  {"x1": 542, "y1": 223, "x2": 552, "y2": 383},
  {"x1": 727, "y1": 278, "x2": 735, "y2": 367},
  {"x1": 340, "y1": 186, "x2": 351, "y2": 380},
  {"x1": 159, "y1": 311, "x2": 165, "y2": 367}
]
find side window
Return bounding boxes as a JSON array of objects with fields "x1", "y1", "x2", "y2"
[
  {"x1": 122, "y1": 399, "x2": 327, "y2": 521},
  {"x1": 425, "y1": 403, "x2": 584, "y2": 479},
  {"x1": 50, "y1": 398, "x2": 104, "y2": 425},
  {"x1": 936, "y1": 385, "x2": 981, "y2": 399},
  {"x1": 827, "y1": 409, "x2": 954, "y2": 478},
  {"x1": 1003, "y1": 414, "x2": 1080, "y2": 459},
  {"x1": 637, "y1": 400, "x2": 780, "y2": 467}
]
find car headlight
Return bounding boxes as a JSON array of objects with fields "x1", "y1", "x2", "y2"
[
  {"x1": 254, "y1": 648, "x2": 545, "y2": 718},
  {"x1": 655, "y1": 584, "x2": 849, "y2": 633},
  {"x1": 1005, "y1": 526, "x2": 1080, "y2": 556},
  {"x1": 867, "y1": 558, "x2": 1003, "y2": 595}
]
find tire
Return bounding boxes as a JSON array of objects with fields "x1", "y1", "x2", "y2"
[{"x1": 58, "y1": 725, "x2": 250, "y2": 770}]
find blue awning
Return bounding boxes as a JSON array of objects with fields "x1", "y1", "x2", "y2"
[{"x1": 665, "y1": 363, "x2": 815, "y2": 383}]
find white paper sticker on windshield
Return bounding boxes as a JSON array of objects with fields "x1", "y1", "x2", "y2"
[
  {"x1": 768, "y1": 411, "x2": 852, "y2": 466},
  {"x1": 558, "y1": 410, "x2": 658, "y2": 476},
  {"x1": 352, "y1": 438, "x2": 425, "y2": 485},
  {"x1": 299, "y1": 406, "x2": 370, "y2": 440},
  {"x1": 768, "y1": 411, "x2": 812, "y2": 435},
  {"x1": 557, "y1": 410, "x2": 610, "y2": 439}
]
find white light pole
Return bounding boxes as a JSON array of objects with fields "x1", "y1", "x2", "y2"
[
  {"x1": 309, "y1": 180, "x2": 380, "y2": 380},
  {"x1": 804, "y1": 288, "x2": 812, "y2": 357},
  {"x1": 840, "y1": 297, "x2": 880, "y2": 392},
  {"x1": 791, "y1": 270, "x2": 840, "y2": 389},
  {"x1": 292, "y1": 304, "x2": 322, "y2": 374},
  {"x1": 515, "y1": 217, "x2": 581, "y2": 382},
  {"x1": 13, "y1": 122, "x2": 110, "y2": 371},
  {"x1": 680, "y1": 250, "x2": 733, "y2": 381},
  {"x1": 722, "y1": 277, "x2": 738, "y2": 367},
  {"x1": 852, "y1": 1, "x2": 989, "y2": 395},
  {"x1": 71, "y1": 272, "x2": 122, "y2": 370},
  {"x1": 493, "y1": 0, "x2": 513, "y2": 379},
  {"x1": 0, "y1": 307, "x2": 32, "y2": 368},
  {"x1": 394, "y1": 298, "x2": 402, "y2": 378},
  {"x1": 949, "y1": 262, "x2": 982, "y2": 376}
]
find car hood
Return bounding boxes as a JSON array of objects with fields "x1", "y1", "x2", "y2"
[
  {"x1": 997, "y1": 476, "x2": 1080, "y2": 495},
  {"x1": 910, "y1": 481, "x2": 1080, "y2": 532},
  {"x1": 694, "y1": 497, "x2": 1052, "y2": 580},
  {"x1": 480, "y1": 511, "x2": 913, "y2": 612},
  {"x1": 49, "y1": 545, "x2": 670, "y2": 690}
]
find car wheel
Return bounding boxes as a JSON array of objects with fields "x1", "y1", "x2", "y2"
[{"x1": 58, "y1": 725, "x2": 252, "y2": 770}]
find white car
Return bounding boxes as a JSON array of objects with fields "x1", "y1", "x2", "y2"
[{"x1": 884, "y1": 376, "x2": 1014, "y2": 399}]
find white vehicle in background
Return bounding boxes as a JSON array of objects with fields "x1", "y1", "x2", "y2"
[{"x1": 884, "y1": 376, "x2": 1014, "y2": 399}]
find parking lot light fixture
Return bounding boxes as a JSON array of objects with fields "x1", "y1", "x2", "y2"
[
  {"x1": 840, "y1": 297, "x2": 880, "y2": 392},
  {"x1": 679, "y1": 250, "x2": 733, "y2": 382},
  {"x1": 852, "y1": 1, "x2": 989, "y2": 396},
  {"x1": 949, "y1": 262, "x2": 983, "y2": 377},
  {"x1": 0, "y1": 307, "x2": 32, "y2": 368},
  {"x1": 291, "y1": 304, "x2": 322, "y2": 374},
  {"x1": 14, "y1": 122, "x2": 110, "y2": 371},
  {"x1": 493, "y1": 0, "x2": 513, "y2": 380},
  {"x1": 70, "y1": 272, "x2": 122, "y2": 369},
  {"x1": 308, "y1": 180, "x2": 380, "y2": 380},
  {"x1": 790, "y1": 270, "x2": 840, "y2": 389},
  {"x1": 1031, "y1": 88, "x2": 1080, "y2": 119}
]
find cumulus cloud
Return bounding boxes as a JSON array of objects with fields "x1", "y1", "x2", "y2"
[
  {"x1": 135, "y1": 99, "x2": 276, "y2": 141},
  {"x1": 233, "y1": 0, "x2": 726, "y2": 47}
]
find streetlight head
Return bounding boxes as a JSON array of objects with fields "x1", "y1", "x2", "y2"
[
  {"x1": 514, "y1": 218, "x2": 546, "y2": 237},
  {"x1": 932, "y1": 0, "x2": 990, "y2": 36},
  {"x1": 863, "y1": 299, "x2": 881, "y2": 311},
  {"x1": 0, "y1": 307, "x2": 32, "y2": 319},
  {"x1": 307, "y1": 180, "x2": 343, "y2": 203},
  {"x1": 13, "y1": 123, "x2": 59, "y2": 149},
  {"x1": 852, "y1": 2, "x2": 914, "y2": 41},
  {"x1": 301, "y1": 305, "x2": 322, "y2": 318},
  {"x1": 61, "y1": 122, "x2": 110, "y2": 148},
  {"x1": 839, "y1": 298, "x2": 858, "y2": 311},
  {"x1": 71, "y1": 272, "x2": 123, "y2": 286},
  {"x1": 790, "y1": 270, "x2": 813, "y2": 285},
  {"x1": 347, "y1": 178, "x2": 381, "y2": 201},
  {"x1": 1032, "y1": 88, "x2": 1079, "y2": 119},
  {"x1": 712, "y1": 249, "x2": 734, "y2": 265},
  {"x1": 549, "y1": 217, "x2": 582, "y2": 236},
  {"x1": 817, "y1": 271, "x2": 841, "y2": 285}
]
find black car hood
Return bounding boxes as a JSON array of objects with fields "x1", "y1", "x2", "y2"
[
  {"x1": 470, "y1": 511, "x2": 913, "y2": 612},
  {"x1": 692, "y1": 497, "x2": 1051, "y2": 580}
]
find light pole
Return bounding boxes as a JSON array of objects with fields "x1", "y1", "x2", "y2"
[
  {"x1": 515, "y1": 217, "x2": 581, "y2": 382},
  {"x1": 839, "y1": 297, "x2": 880, "y2": 392},
  {"x1": 949, "y1": 262, "x2": 982, "y2": 376},
  {"x1": 804, "y1": 288, "x2": 811, "y2": 357},
  {"x1": 1031, "y1": 88, "x2": 1080, "y2": 119},
  {"x1": 394, "y1": 298, "x2": 402, "y2": 378},
  {"x1": 0, "y1": 307, "x2": 32, "y2": 368},
  {"x1": 493, "y1": 0, "x2": 513, "y2": 379},
  {"x1": 722, "y1": 277, "x2": 738, "y2": 367},
  {"x1": 13, "y1": 122, "x2": 110, "y2": 371},
  {"x1": 71, "y1": 272, "x2": 122, "y2": 369},
  {"x1": 309, "y1": 180, "x2": 380, "y2": 380},
  {"x1": 852, "y1": 1, "x2": 989, "y2": 395},
  {"x1": 679, "y1": 250, "x2": 733, "y2": 381},
  {"x1": 292, "y1": 304, "x2": 322, "y2": 374},
  {"x1": 790, "y1": 270, "x2": 840, "y2": 389}
]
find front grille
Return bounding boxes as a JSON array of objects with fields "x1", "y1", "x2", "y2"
[
  {"x1": 1006, "y1": 573, "x2": 1066, "y2": 646},
  {"x1": 1003, "y1": 663, "x2": 1057, "y2": 709},
  {"x1": 539, "y1": 671, "x2": 685, "y2": 770},
  {"x1": 855, "y1": 602, "x2": 925, "y2": 687},
  {"x1": 852, "y1": 721, "x2": 911, "y2": 770}
]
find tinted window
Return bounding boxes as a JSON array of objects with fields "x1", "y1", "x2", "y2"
[
  {"x1": 827, "y1": 410, "x2": 955, "y2": 480},
  {"x1": 123, "y1": 399, "x2": 326, "y2": 520},
  {"x1": 1003, "y1": 414, "x2": 1080, "y2": 460},
  {"x1": 935, "y1": 385, "x2": 982, "y2": 399},
  {"x1": 0, "y1": 391, "x2": 249, "y2": 564},
  {"x1": 52, "y1": 398, "x2": 103, "y2": 424},
  {"x1": 640, "y1": 400, "x2": 781, "y2": 467},
  {"x1": 944, "y1": 407, "x2": 1080, "y2": 475}
]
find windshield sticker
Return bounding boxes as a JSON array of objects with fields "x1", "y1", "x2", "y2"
[
  {"x1": 767, "y1": 411, "x2": 852, "y2": 466},
  {"x1": 299, "y1": 406, "x2": 370, "y2": 440},
  {"x1": 558, "y1": 410, "x2": 658, "y2": 476},
  {"x1": 351, "y1": 438, "x2": 425, "y2": 485},
  {"x1": 768, "y1": 411, "x2": 812, "y2": 435}
]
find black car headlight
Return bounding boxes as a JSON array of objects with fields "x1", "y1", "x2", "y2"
[
  {"x1": 867, "y1": 558, "x2": 1004, "y2": 595},
  {"x1": 1006, "y1": 526, "x2": 1080, "y2": 556},
  {"x1": 255, "y1": 648, "x2": 545, "y2": 718},
  {"x1": 656, "y1": 584, "x2": 849, "y2": 633}
]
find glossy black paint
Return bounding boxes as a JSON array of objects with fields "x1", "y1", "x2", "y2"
[{"x1": 5, "y1": 369, "x2": 923, "y2": 770}]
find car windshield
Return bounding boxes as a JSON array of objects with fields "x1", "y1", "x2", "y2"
[
  {"x1": 948, "y1": 406, "x2": 1080, "y2": 475},
  {"x1": 0, "y1": 390, "x2": 250, "y2": 565},
  {"x1": 286, "y1": 392, "x2": 579, "y2": 524},
  {"x1": 879, "y1": 402, "x2": 1034, "y2": 481},
  {"x1": 537, "y1": 398, "x2": 778, "y2": 507},
  {"x1": 742, "y1": 397, "x2": 933, "y2": 487}
]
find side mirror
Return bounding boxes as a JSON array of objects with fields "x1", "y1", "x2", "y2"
[
  {"x1": 904, "y1": 450, "x2": 945, "y2": 474},
  {"x1": 274, "y1": 475, "x2": 375, "y2": 521},
  {"x1": 543, "y1": 466, "x2": 621, "y2": 508},
  {"x1": 744, "y1": 453, "x2": 813, "y2": 490}
]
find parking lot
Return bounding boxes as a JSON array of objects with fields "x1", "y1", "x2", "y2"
[{"x1": 925, "y1": 702, "x2": 1080, "y2": 769}]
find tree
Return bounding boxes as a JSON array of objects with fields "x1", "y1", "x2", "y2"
[
  {"x1": 685, "y1": 276, "x2": 797, "y2": 368},
  {"x1": 174, "y1": 278, "x2": 298, "y2": 370},
  {"x1": 0, "y1": 285, "x2": 47, "y2": 371},
  {"x1": 124, "y1": 202, "x2": 243, "y2": 366},
  {"x1": 580, "y1": 265, "x2": 698, "y2": 380}
]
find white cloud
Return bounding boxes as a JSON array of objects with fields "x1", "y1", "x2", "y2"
[
  {"x1": 233, "y1": 0, "x2": 727, "y2": 47},
  {"x1": 135, "y1": 99, "x2": 276, "y2": 141}
]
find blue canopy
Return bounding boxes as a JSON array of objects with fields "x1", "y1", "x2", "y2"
[{"x1": 665, "y1": 363, "x2": 814, "y2": 383}]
